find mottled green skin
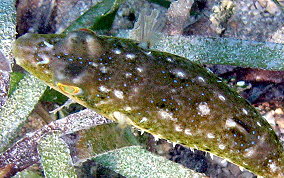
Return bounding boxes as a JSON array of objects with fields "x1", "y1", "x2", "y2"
[{"x1": 13, "y1": 30, "x2": 284, "y2": 177}]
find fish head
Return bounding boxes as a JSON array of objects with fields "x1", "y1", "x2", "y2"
[{"x1": 13, "y1": 30, "x2": 106, "y2": 97}]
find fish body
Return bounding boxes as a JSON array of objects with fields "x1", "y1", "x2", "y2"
[{"x1": 13, "y1": 30, "x2": 284, "y2": 177}]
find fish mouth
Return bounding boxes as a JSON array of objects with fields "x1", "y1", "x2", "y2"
[{"x1": 13, "y1": 33, "x2": 40, "y2": 66}]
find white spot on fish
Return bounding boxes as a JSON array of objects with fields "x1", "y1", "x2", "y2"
[
  {"x1": 227, "y1": 118, "x2": 247, "y2": 134},
  {"x1": 113, "y1": 111, "x2": 130, "y2": 125},
  {"x1": 171, "y1": 69, "x2": 187, "y2": 79},
  {"x1": 197, "y1": 76, "x2": 205, "y2": 83},
  {"x1": 175, "y1": 125, "x2": 183, "y2": 132},
  {"x1": 159, "y1": 110, "x2": 171, "y2": 119},
  {"x1": 100, "y1": 66, "x2": 108, "y2": 73},
  {"x1": 114, "y1": 90, "x2": 124, "y2": 99},
  {"x1": 218, "y1": 144, "x2": 226, "y2": 150},
  {"x1": 124, "y1": 106, "x2": 132, "y2": 111},
  {"x1": 171, "y1": 89, "x2": 177, "y2": 93},
  {"x1": 113, "y1": 49, "x2": 121, "y2": 54},
  {"x1": 125, "y1": 72, "x2": 132, "y2": 78},
  {"x1": 95, "y1": 99, "x2": 113, "y2": 106},
  {"x1": 184, "y1": 129, "x2": 192, "y2": 135},
  {"x1": 126, "y1": 53, "x2": 136, "y2": 59},
  {"x1": 244, "y1": 147, "x2": 256, "y2": 157},
  {"x1": 197, "y1": 102, "x2": 210, "y2": 116},
  {"x1": 43, "y1": 41, "x2": 54, "y2": 49},
  {"x1": 242, "y1": 108, "x2": 248, "y2": 115},
  {"x1": 207, "y1": 133, "x2": 215, "y2": 138},
  {"x1": 268, "y1": 162, "x2": 278, "y2": 172},
  {"x1": 140, "y1": 117, "x2": 148, "y2": 123},
  {"x1": 99, "y1": 85, "x2": 110, "y2": 93},
  {"x1": 132, "y1": 87, "x2": 139, "y2": 93},
  {"x1": 136, "y1": 67, "x2": 143, "y2": 72},
  {"x1": 158, "y1": 110, "x2": 177, "y2": 121},
  {"x1": 36, "y1": 54, "x2": 50, "y2": 65},
  {"x1": 225, "y1": 118, "x2": 237, "y2": 128},
  {"x1": 218, "y1": 95, "x2": 226, "y2": 101},
  {"x1": 91, "y1": 62, "x2": 98, "y2": 67},
  {"x1": 166, "y1": 57, "x2": 174, "y2": 62}
]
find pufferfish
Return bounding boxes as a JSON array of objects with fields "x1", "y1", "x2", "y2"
[{"x1": 13, "y1": 29, "x2": 284, "y2": 177}]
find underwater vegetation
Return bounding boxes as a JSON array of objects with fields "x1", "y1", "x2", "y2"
[{"x1": 1, "y1": 0, "x2": 284, "y2": 177}]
